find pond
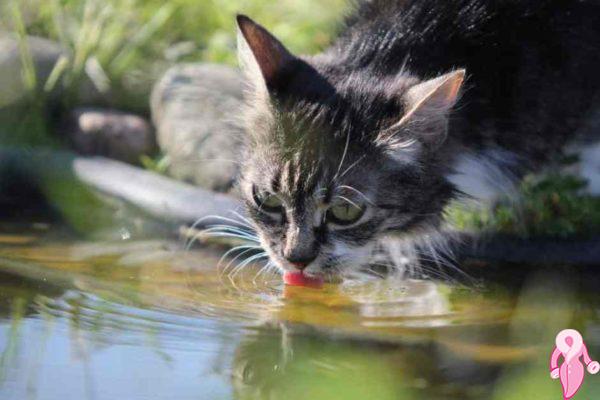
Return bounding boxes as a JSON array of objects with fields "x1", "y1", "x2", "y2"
[{"x1": 0, "y1": 220, "x2": 599, "y2": 400}]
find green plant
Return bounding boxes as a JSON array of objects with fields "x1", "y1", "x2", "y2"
[
  {"x1": 0, "y1": 0, "x2": 347, "y2": 148},
  {"x1": 446, "y1": 173, "x2": 600, "y2": 238},
  {"x1": 1, "y1": 0, "x2": 347, "y2": 111},
  {"x1": 140, "y1": 153, "x2": 170, "y2": 175}
]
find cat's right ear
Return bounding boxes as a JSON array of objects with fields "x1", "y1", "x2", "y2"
[{"x1": 236, "y1": 15, "x2": 295, "y2": 93}]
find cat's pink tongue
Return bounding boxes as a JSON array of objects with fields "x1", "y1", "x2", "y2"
[{"x1": 283, "y1": 271, "x2": 324, "y2": 288}]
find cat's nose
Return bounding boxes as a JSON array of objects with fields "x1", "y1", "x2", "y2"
[{"x1": 285, "y1": 255, "x2": 317, "y2": 270}]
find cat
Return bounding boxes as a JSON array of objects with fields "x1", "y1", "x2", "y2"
[{"x1": 232, "y1": 0, "x2": 600, "y2": 280}]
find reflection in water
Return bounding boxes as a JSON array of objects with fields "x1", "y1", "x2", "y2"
[
  {"x1": 231, "y1": 326, "x2": 416, "y2": 400},
  {"x1": 0, "y1": 225, "x2": 599, "y2": 399},
  {"x1": 342, "y1": 279, "x2": 451, "y2": 326}
]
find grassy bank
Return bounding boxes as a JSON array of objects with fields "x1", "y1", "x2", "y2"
[
  {"x1": 0, "y1": 0, "x2": 347, "y2": 110},
  {"x1": 447, "y1": 172, "x2": 600, "y2": 238}
]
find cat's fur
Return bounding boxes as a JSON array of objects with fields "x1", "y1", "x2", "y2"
[{"x1": 234, "y1": 0, "x2": 600, "y2": 279}]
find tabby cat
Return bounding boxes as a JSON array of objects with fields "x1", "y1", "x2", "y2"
[{"x1": 233, "y1": 0, "x2": 600, "y2": 279}]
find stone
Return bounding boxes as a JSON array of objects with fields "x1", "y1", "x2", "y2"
[
  {"x1": 0, "y1": 34, "x2": 104, "y2": 108},
  {"x1": 64, "y1": 108, "x2": 156, "y2": 165},
  {"x1": 150, "y1": 63, "x2": 244, "y2": 192},
  {"x1": 0, "y1": 35, "x2": 63, "y2": 108}
]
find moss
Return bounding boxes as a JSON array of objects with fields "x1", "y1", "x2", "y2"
[{"x1": 446, "y1": 172, "x2": 600, "y2": 238}]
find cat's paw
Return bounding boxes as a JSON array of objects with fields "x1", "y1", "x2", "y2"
[
  {"x1": 550, "y1": 368, "x2": 560, "y2": 379},
  {"x1": 587, "y1": 361, "x2": 600, "y2": 374}
]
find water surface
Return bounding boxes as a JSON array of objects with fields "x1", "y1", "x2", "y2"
[{"x1": 0, "y1": 221, "x2": 598, "y2": 400}]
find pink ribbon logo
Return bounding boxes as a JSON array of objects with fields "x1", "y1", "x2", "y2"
[{"x1": 549, "y1": 329, "x2": 599, "y2": 399}]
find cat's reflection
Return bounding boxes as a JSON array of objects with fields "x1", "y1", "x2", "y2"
[
  {"x1": 231, "y1": 324, "x2": 419, "y2": 400},
  {"x1": 229, "y1": 279, "x2": 502, "y2": 400},
  {"x1": 230, "y1": 323, "x2": 505, "y2": 400}
]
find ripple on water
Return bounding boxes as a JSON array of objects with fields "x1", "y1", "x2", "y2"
[
  {"x1": 0, "y1": 237, "x2": 513, "y2": 342},
  {"x1": 3, "y1": 227, "x2": 599, "y2": 400}
]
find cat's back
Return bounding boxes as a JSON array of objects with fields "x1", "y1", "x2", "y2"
[
  {"x1": 331, "y1": 0, "x2": 600, "y2": 160},
  {"x1": 337, "y1": 0, "x2": 600, "y2": 75}
]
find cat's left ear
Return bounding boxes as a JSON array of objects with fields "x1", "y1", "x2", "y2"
[
  {"x1": 236, "y1": 15, "x2": 295, "y2": 94},
  {"x1": 378, "y1": 70, "x2": 465, "y2": 153},
  {"x1": 400, "y1": 69, "x2": 465, "y2": 125}
]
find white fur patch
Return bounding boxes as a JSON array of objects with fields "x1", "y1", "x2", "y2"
[
  {"x1": 579, "y1": 142, "x2": 600, "y2": 195},
  {"x1": 446, "y1": 149, "x2": 519, "y2": 203},
  {"x1": 387, "y1": 139, "x2": 422, "y2": 164}
]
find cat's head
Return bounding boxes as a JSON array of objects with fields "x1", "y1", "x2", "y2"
[{"x1": 236, "y1": 16, "x2": 464, "y2": 279}]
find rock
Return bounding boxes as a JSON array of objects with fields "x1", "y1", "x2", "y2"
[
  {"x1": 151, "y1": 63, "x2": 244, "y2": 192},
  {"x1": 0, "y1": 35, "x2": 62, "y2": 108},
  {"x1": 64, "y1": 108, "x2": 156, "y2": 165},
  {"x1": 1, "y1": 148, "x2": 245, "y2": 239},
  {"x1": 0, "y1": 34, "x2": 104, "y2": 108}
]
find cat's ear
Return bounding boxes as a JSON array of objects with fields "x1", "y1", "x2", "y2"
[
  {"x1": 400, "y1": 69, "x2": 465, "y2": 126},
  {"x1": 385, "y1": 70, "x2": 465, "y2": 150},
  {"x1": 236, "y1": 15, "x2": 295, "y2": 93},
  {"x1": 376, "y1": 70, "x2": 465, "y2": 159}
]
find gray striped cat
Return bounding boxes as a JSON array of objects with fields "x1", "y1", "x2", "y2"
[{"x1": 234, "y1": 1, "x2": 600, "y2": 280}]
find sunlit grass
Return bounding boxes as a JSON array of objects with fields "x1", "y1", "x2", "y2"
[
  {"x1": 446, "y1": 172, "x2": 600, "y2": 238},
  {"x1": 0, "y1": 0, "x2": 348, "y2": 110},
  {"x1": 0, "y1": 0, "x2": 347, "y2": 150}
]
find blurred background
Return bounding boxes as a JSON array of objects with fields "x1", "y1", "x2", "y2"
[
  {"x1": 0, "y1": 0, "x2": 345, "y2": 132},
  {"x1": 0, "y1": 0, "x2": 346, "y2": 231}
]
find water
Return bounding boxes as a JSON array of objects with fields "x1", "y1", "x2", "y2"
[{"x1": 0, "y1": 221, "x2": 599, "y2": 400}]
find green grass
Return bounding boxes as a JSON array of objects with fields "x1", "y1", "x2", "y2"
[
  {"x1": 446, "y1": 172, "x2": 600, "y2": 238},
  {"x1": 0, "y1": 0, "x2": 348, "y2": 111}
]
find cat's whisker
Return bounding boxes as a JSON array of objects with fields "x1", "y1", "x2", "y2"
[
  {"x1": 412, "y1": 257, "x2": 455, "y2": 281},
  {"x1": 332, "y1": 195, "x2": 361, "y2": 209},
  {"x1": 338, "y1": 154, "x2": 366, "y2": 180},
  {"x1": 218, "y1": 244, "x2": 263, "y2": 271},
  {"x1": 196, "y1": 215, "x2": 254, "y2": 230},
  {"x1": 220, "y1": 246, "x2": 264, "y2": 276},
  {"x1": 226, "y1": 272, "x2": 243, "y2": 293},
  {"x1": 186, "y1": 230, "x2": 259, "y2": 252},
  {"x1": 252, "y1": 260, "x2": 276, "y2": 285},
  {"x1": 200, "y1": 224, "x2": 259, "y2": 238},
  {"x1": 362, "y1": 265, "x2": 388, "y2": 278},
  {"x1": 184, "y1": 216, "x2": 214, "y2": 249},
  {"x1": 331, "y1": 130, "x2": 352, "y2": 184},
  {"x1": 228, "y1": 211, "x2": 255, "y2": 228},
  {"x1": 229, "y1": 252, "x2": 270, "y2": 279},
  {"x1": 369, "y1": 261, "x2": 407, "y2": 279},
  {"x1": 189, "y1": 230, "x2": 257, "y2": 246},
  {"x1": 201, "y1": 225, "x2": 259, "y2": 240},
  {"x1": 417, "y1": 233, "x2": 473, "y2": 283},
  {"x1": 185, "y1": 230, "x2": 207, "y2": 251},
  {"x1": 416, "y1": 254, "x2": 455, "y2": 272},
  {"x1": 337, "y1": 185, "x2": 374, "y2": 205},
  {"x1": 184, "y1": 214, "x2": 257, "y2": 250}
]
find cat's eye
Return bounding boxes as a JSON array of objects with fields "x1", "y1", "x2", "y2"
[
  {"x1": 252, "y1": 187, "x2": 283, "y2": 213},
  {"x1": 326, "y1": 202, "x2": 365, "y2": 226}
]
